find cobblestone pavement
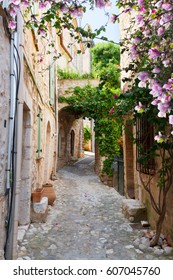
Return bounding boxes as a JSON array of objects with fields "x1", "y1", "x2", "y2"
[{"x1": 17, "y1": 154, "x2": 173, "y2": 260}]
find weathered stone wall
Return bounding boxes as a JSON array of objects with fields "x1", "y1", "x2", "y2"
[
  {"x1": 18, "y1": 27, "x2": 57, "y2": 226},
  {"x1": 0, "y1": 17, "x2": 10, "y2": 259}
]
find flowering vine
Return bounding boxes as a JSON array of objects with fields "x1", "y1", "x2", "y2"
[
  {"x1": 0, "y1": 0, "x2": 112, "y2": 35},
  {"x1": 116, "y1": 0, "x2": 173, "y2": 141}
]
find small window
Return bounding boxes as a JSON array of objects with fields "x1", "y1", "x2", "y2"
[{"x1": 136, "y1": 116, "x2": 155, "y2": 174}]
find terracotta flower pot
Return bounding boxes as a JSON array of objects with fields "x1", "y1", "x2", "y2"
[
  {"x1": 31, "y1": 187, "x2": 44, "y2": 203},
  {"x1": 42, "y1": 183, "x2": 56, "y2": 205}
]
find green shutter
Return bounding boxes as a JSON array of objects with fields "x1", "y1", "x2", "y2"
[{"x1": 37, "y1": 110, "x2": 42, "y2": 157}]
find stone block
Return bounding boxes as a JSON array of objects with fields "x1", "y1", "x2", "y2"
[
  {"x1": 17, "y1": 225, "x2": 30, "y2": 243},
  {"x1": 31, "y1": 197, "x2": 48, "y2": 223},
  {"x1": 122, "y1": 198, "x2": 147, "y2": 223}
]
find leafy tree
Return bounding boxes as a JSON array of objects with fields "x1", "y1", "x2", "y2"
[{"x1": 91, "y1": 43, "x2": 120, "y2": 91}]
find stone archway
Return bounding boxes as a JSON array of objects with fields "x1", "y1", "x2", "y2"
[
  {"x1": 19, "y1": 103, "x2": 32, "y2": 225},
  {"x1": 44, "y1": 121, "x2": 51, "y2": 183},
  {"x1": 57, "y1": 107, "x2": 84, "y2": 169}
]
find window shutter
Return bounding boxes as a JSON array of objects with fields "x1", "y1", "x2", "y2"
[{"x1": 37, "y1": 110, "x2": 42, "y2": 158}]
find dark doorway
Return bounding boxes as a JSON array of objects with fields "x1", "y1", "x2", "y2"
[{"x1": 70, "y1": 130, "x2": 75, "y2": 157}]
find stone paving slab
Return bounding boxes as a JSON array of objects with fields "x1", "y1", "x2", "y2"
[{"x1": 17, "y1": 156, "x2": 173, "y2": 260}]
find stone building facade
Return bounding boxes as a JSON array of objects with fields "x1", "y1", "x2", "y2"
[
  {"x1": 0, "y1": 4, "x2": 95, "y2": 259},
  {"x1": 0, "y1": 5, "x2": 58, "y2": 258},
  {"x1": 120, "y1": 12, "x2": 173, "y2": 245}
]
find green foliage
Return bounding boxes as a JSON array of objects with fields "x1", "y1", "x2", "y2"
[
  {"x1": 91, "y1": 43, "x2": 120, "y2": 93},
  {"x1": 84, "y1": 126, "x2": 92, "y2": 143},
  {"x1": 59, "y1": 42, "x2": 121, "y2": 176},
  {"x1": 91, "y1": 43, "x2": 120, "y2": 71},
  {"x1": 59, "y1": 84, "x2": 122, "y2": 176},
  {"x1": 57, "y1": 68, "x2": 96, "y2": 80}
]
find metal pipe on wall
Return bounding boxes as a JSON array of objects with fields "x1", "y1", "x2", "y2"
[
  {"x1": 11, "y1": 11, "x2": 24, "y2": 259},
  {"x1": 5, "y1": 11, "x2": 24, "y2": 259}
]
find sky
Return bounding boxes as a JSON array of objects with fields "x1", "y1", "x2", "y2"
[{"x1": 80, "y1": 0, "x2": 120, "y2": 44}]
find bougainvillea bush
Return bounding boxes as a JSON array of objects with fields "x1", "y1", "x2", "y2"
[{"x1": 114, "y1": 0, "x2": 173, "y2": 246}]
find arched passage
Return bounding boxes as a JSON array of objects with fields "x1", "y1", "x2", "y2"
[{"x1": 57, "y1": 107, "x2": 85, "y2": 169}]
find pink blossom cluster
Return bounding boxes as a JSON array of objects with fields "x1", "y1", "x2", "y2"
[
  {"x1": 124, "y1": 0, "x2": 173, "y2": 140},
  {"x1": 3, "y1": 0, "x2": 112, "y2": 31}
]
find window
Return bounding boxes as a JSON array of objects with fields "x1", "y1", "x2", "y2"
[{"x1": 136, "y1": 116, "x2": 155, "y2": 174}]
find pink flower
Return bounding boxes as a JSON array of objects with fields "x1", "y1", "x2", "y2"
[
  {"x1": 138, "y1": 81, "x2": 147, "y2": 88},
  {"x1": 148, "y1": 48, "x2": 160, "y2": 59},
  {"x1": 140, "y1": 5, "x2": 146, "y2": 12},
  {"x1": 133, "y1": 37, "x2": 141, "y2": 44},
  {"x1": 138, "y1": 71, "x2": 149, "y2": 82},
  {"x1": 8, "y1": 20, "x2": 16, "y2": 30},
  {"x1": 157, "y1": 27, "x2": 164, "y2": 36},
  {"x1": 111, "y1": 14, "x2": 118, "y2": 23},
  {"x1": 158, "y1": 102, "x2": 171, "y2": 113},
  {"x1": 163, "y1": 59, "x2": 170, "y2": 67},
  {"x1": 151, "y1": 98, "x2": 159, "y2": 106},
  {"x1": 113, "y1": 94, "x2": 118, "y2": 99},
  {"x1": 152, "y1": 67, "x2": 161, "y2": 74},
  {"x1": 69, "y1": 6, "x2": 84, "y2": 17},
  {"x1": 162, "y1": 3, "x2": 172, "y2": 11},
  {"x1": 38, "y1": 28, "x2": 45, "y2": 36},
  {"x1": 95, "y1": 0, "x2": 111, "y2": 9},
  {"x1": 154, "y1": 132, "x2": 166, "y2": 143},
  {"x1": 9, "y1": 0, "x2": 20, "y2": 5},
  {"x1": 163, "y1": 83, "x2": 173, "y2": 91},
  {"x1": 9, "y1": 7, "x2": 18, "y2": 17},
  {"x1": 109, "y1": 108, "x2": 114, "y2": 114},
  {"x1": 135, "y1": 102, "x2": 144, "y2": 113},
  {"x1": 138, "y1": 0, "x2": 144, "y2": 6},
  {"x1": 169, "y1": 115, "x2": 173, "y2": 125},
  {"x1": 21, "y1": 0, "x2": 30, "y2": 7},
  {"x1": 130, "y1": 45, "x2": 138, "y2": 59}
]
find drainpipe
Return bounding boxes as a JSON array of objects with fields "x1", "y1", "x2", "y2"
[
  {"x1": 5, "y1": 29, "x2": 18, "y2": 259},
  {"x1": 11, "y1": 11, "x2": 24, "y2": 259},
  {"x1": 5, "y1": 12, "x2": 23, "y2": 259},
  {"x1": 6, "y1": 32, "x2": 17, "y2": 193}
]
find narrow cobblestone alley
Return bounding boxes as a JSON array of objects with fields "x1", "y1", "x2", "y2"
[{"x1": 17, "y1": 153, "x2": 173, "y2": 260}]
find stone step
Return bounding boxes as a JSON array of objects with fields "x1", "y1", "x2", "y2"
[{"x1": 122, "y1": 198, "x2": 147, "y2": 223}]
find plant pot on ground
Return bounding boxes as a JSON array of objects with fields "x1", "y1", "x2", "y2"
[
  {"x1": 31, "y1": 187, "x2": 44, "y2": 203},
  {"x1": 42, "y1": 183, "x2": 56, "y2": 205}
]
